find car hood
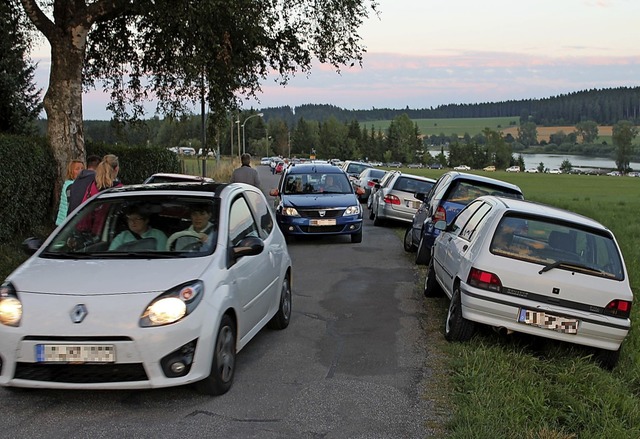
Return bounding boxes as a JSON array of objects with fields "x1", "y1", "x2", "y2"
[
  {"x1": 282, "y1": 194, "x2": 358, "y2": 208},
  {"x1": 7, "y1": 256, "x2": 214, "y2": 295}
]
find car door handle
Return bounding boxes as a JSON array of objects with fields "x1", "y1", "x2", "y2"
[{"x1": 462, "y1": 244, "x2": 468, "y2": 252}]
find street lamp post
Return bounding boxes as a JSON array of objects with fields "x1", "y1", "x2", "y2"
[{"x1": 241, "y1": 112, "x2": 264, "y2": 155}]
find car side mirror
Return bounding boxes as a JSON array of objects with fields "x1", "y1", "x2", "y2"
[
  {"x1": 22, "y1": 237, "x2": 43, "y2": 255},
  {"x1": 269, "y1": 188, "x2": 279, "y2": 197},
  {"x1": 434, "y1": 220, "x2": 447, "y2": 231},
  {"x1": 233, "y1": 236, "x2": 264, "y2": 259},
  {"x1": 374, "y1": 183, "x2": 381, "y2": 189},
  {"x1": 414, "y1": 192, "x2": 427, "y2": 202}
]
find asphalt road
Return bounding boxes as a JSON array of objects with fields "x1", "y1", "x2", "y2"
[{"x1": 1, "y1": 166, "x2": 442, "y2": 439}]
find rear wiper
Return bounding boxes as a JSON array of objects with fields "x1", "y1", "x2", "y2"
[{"x1": 539, "y1": 260, "x2": 608, "y2": 275}]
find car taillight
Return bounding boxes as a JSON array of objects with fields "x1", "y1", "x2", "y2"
[
  {"x1": 383, "y1": 194, "x2": 401, "y2": 205},
  {"x1": 604, "y1": 300, "x2": 632, "y2": 319},
  {"x1": 433, "y1": 206, "x2": 446, "y2": 222},
  {"x1": 467, "y1": 267, "x2": 502, "y2": 292},
  {"x1": 367, "y1": 181, "x2": 375, "y2": 187}
]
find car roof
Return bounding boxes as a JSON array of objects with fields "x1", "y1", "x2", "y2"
[
  {"x1": 104, "y1": 181, "x2": 229, "y2": 198},
  {"x1": 445, "y1": 171, "x2": 523, "y2": 193},
  {"x1": 481, "y1": 196, "x2": 607, "y2": 230},
  {"x1": 286, "y1": 163, "x2": 347, "y2": 174}
]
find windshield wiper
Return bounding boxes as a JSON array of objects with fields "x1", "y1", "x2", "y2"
[
  {"x1": 40, "y1": 251, "x2": 93, "y2": 259},
  {"x1": 539, "y1": 260, "x2": 608, "y2": 276},
  {"x1": 88, "y1": 251, "x2": 175, "y2": 259}
]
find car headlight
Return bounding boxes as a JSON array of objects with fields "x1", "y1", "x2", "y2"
[
  {"x1": 0, "y1": 282, "x2": 22, "y2": 327},
  {"x1": 282, "y1": 207, "x2": 300, "y2": 217},
  {"x1": 343, "y1": 204, "x2": 361, "y2": 216},
  {"x1": 140, "y1": 280, "x2": 204, "y2": 327}
]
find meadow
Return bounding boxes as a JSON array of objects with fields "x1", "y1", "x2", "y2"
[{"x1": 396, "y1": 168, "x2": 640, "y2": 438}]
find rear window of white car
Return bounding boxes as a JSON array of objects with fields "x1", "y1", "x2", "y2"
[{"x1": 490, "y1": 215, "x2": 624, "y2": 280}]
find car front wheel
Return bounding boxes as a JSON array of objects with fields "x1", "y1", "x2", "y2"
[
  {"x1": 195, "y1": 315, "x2": 236, "y2": 395},
  {"x1": 445, "y1": 285, "x2": 475, "y2": 342},
  {"x1": 415, "y1": 236, "x2": 430, "y2": 265},
  {"x1": 351, "y1": 228, "x2": 363, "y2": 243},
  {"x1": 424, "y1": 260, "x2": 443, "y2": 297}
]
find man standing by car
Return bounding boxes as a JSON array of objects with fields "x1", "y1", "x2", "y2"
[{"x1": 231, "y1": 153, "x2": 261, "y2": 188}]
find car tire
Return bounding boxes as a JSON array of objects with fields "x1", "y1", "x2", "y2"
[
  {"x1": 424, "y1": 260, "x2": 443, "y2": 297},
  {"x1": 195, "y1": 314, "x2": 236, "y2": 396},
  {"x1": 595, "y1": 347, "x2": 620, "y2": 370},
  {"x1": 368, "y1": 205, "x2": 375, "y2": 220},
  {"x1": 373, "y1": 208, "x2": 384, "y2": 227},
  {"x1": 414, "y1": 236, "x2": 430, "y2": 265},
  {"x1": 403, "y1": 228, "x2": 416, "y2": 252},
  {"x1": 268, "y1": 275, "x2": 292, "y2": 330},
  {"x1": 445, "y1": 285, "x2": 475, "y2": 342},
  {"x1": 351, "y1": 228, "x2": 363, "y2": 243}
]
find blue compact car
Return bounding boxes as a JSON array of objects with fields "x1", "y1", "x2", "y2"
[{"x1": 270, "y1": 163, "x2": 363, "y2": 243}]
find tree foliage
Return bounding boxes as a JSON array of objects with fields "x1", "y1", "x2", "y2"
[
  {"x1": 0, "y1": 1, "x2": 42, "y2": 135},
  {"x1": 612, "y1": 120, "x2": 639, "y2": 172}
]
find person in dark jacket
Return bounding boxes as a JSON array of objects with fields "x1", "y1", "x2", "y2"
[
  {"x1": 66, "y1": 154, "x2": 100, "y2": 216},
  {"x1": 230, "y1": 153, "x2": 261, "y2": 188}
]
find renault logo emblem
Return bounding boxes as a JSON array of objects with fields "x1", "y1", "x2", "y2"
[
  {"x1": 319, "y1": 210, "x2": 326, "y2": 217},
  {"x1": 70, "y1": 304, "x2": 88, "y2": 323}
]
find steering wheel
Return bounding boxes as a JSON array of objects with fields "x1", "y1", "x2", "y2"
[{"x1": 166, "y1": 230, "x2": 203, "y2": 251}]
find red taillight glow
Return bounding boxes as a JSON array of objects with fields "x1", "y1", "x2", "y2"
[
  {"x1": 367, "y1": 181, "x2": 375, "y2": 187},
  {"x1": 604, "y1": 300, "x2": 632, "y2": 319},
  {"x1": 467, "y1": 267, "x2": 502, "y2": 292},
  {"x1": 383, "y1": 195, "x2": 401, "y2": 205},
  {"x1": 433, "y1": 206, "x2": 446, "y2": 222}
]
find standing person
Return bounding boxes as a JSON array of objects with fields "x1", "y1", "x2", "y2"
[
  {"x1": 230, "y1": 153, "x2": 261, "y2": 187},
  {"x1": 55, "y1": 159, "x2": 84, "y2": 225},
  {"x1": 66, "y1": 154, "x2": 100, "y2": 216},
  {"x1": 82, "y1": 154, "x2": 123, "y2": 202}
]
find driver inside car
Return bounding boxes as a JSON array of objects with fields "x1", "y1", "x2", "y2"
[
  {"x1": 167, "y1": 203, "x2": 217, "y2": 251},
  {"x1": 109, "y1": 205, "x2": 168, "y2": 251}
]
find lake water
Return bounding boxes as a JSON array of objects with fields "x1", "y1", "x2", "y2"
[{"x1": 518, "y1": 154, "x2": 640, "y2": 171}]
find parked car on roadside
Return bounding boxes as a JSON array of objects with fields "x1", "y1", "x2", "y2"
[
  {"x1": 369, "y1": 171, "x2": 436, "y2": 226},
  {"x1": 341, "y1": 160, "x2": 373, "y2": 180},
  {"x1": 453, "y1": 165, "x2": 471, "y2": 171},
  {"x1": 483, "y1": 165, "x2": 496, "y2": 172},
  {"x1": 270, "y1": 163, "x2": 363, "y2": 243},
  {"x1": 425, "y1": 195, "x2": 632, "y2": 369},
  {"x1": 0, "y1": 182, "x2": 292, "y2": 394},
  {"x1": 548, "y1": 168, "x2": 562, "y2": 174},
  {"x1": 524, "y1": 168, "x2": 539, "y2": 173},
  {"x1": 352, "y1": 168, "x2": 388, "y2": 202},
  {"x1": 406, "y1": 171, "x2": 524, "y2": 263},
  {"x1": 506, "y1": 166, "x2": 521, "y2": 172}
]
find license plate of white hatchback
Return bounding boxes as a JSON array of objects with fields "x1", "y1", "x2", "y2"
[
  {"x1": 36, "y1": 344, "x2": 116, "y2": 363},
  {"x1": 517, "y1": 309, "x2": 578, "y2": 334}
]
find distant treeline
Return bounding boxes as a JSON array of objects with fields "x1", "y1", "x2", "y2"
[{"x1": 261, "y1": 86, "x2": 640, "y2": 127}]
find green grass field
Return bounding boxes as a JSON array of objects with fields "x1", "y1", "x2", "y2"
[
  {"x1": 367, "y1": 117, "x2": 519, "y2": 137},
  {"x1": 393, "y1": 168, "x2": 640, "y2": 438}
]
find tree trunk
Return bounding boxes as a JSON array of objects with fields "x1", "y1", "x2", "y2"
[{"x1": 44, "y1": 25, "x2": 89, "y2": 208}]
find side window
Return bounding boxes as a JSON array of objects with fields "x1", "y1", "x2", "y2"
[
  {"x1": 458, "y1": 202, "x2": 492, "y2": 241},
  {"x1": 449, "y1": 199, "x2": 484, "y2": 236},
  {"x1": 228, "y1": 196, "x2": 260, "y2": 247},
  {"x1": 245, "y1": 191, "x2": 273, "y2": 238}
]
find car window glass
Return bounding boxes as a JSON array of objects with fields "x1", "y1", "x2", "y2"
[
  {"x1": 229, "y1": 196, "x2": 260, "y2": 247},
  {"x1": 245, "y1": 191, "x2": 273, "y2": 238},
  {"x1": 449, "y1": 199, "x2": 484, "y2": 236},
  {"x1": 490, "y1": 216, "x2": 624, "y2": 280},
  {"x1": 458, "y1": 202, "x2": 492, "y2": 241}
]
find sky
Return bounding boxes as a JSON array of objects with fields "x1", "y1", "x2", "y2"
[{"x1": 30, "y1": 0, "x2": 640, "y2": 120}]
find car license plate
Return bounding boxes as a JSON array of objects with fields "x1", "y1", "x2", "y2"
[
  {"x1": 310, "y1": 219, "x2": 336, "y2": 226},
  {"x1": 517, "y1": 309, "x2": 578, "y2": 334},
  {"x1": 36, "y1": 344, "x2": 116, "y2": 363}
]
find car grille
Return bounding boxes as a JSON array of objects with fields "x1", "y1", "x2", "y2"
[
  {"x1": 300, "y1": 225, "x2": 345, "y2": 233},
  {"x1": 297, "y1": 208, "x2": 344, "y2": 218},
  {"x1": 14, "y1": 363, "x2": 148, "y2": 383}
]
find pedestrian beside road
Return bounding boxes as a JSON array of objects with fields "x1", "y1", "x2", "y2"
[
  {"x1": 55, "y1": 159, "x2": 84, "y2": 225},
  {"x1": 66, "y1": 154, "x2": 100, "y2": 216},
  {"x1": 230, "y1": 153, "x2": 261, "y2": 188}
]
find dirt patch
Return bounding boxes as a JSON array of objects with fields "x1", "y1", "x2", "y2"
[{"x1": 501, "y1": 126, "x2": 613, "y2": 143}]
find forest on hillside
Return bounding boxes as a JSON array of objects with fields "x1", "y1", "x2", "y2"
[{"x1": 260, "y1": 86, "x2": 640, "y2": 127}]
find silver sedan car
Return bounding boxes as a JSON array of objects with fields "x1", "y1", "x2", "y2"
[{"x1": 369, "y1": 171, "x2": 436, "y2": 226}]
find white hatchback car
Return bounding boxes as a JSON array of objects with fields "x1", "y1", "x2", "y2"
[
  {"x1": 426, "y1": 196, "x2": 632, "y2": 369},
  {"x1": 0, "y1": 182, "x2": 292, "y2": 394}
]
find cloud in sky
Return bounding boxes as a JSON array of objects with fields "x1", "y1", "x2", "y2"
[{"x1": 30, "y1": 0, "x2": 640, "y2": 119}]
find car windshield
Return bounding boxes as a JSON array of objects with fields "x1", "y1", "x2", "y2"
[
  {"x1": 490, "y1": 215, "x2": 624, "y2": 280},
  {"x1": 43, "y1": 195, "x2": 220, "y2": 258},
  {"x1": 283, "y1": 173, "x2": 352, "y2": 194}
]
